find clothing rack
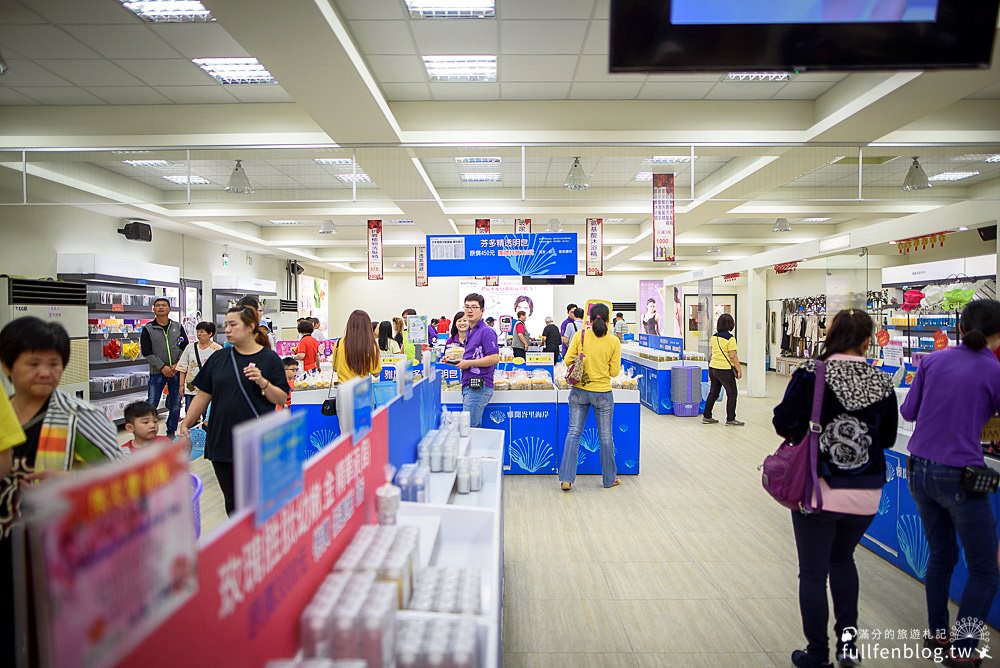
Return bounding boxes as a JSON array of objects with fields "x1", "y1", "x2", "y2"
[{"x1": 779, "y1": 295, "x2": 827, "y2": 358}]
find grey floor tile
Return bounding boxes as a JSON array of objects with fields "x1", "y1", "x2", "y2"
[
  {"x1": 503, "y1": 652, "x2": 639, "y2": 667},
  {"x1": 504, "y1": 561, "x2": 613, "y2": 600},
  {"x1": 602, "y1": 561, "x2": 722, "y2": 600},
  {"x1": 502, "y1": 598, "x2": 632, "y2": 653},
  {"x1": 615, "y1": 599, "x2": 764, "y2": 653},
  {"x1": 635, "y1": 652, "x2": 779, "y2": 667}
]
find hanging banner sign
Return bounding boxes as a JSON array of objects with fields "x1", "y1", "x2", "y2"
[
  {"x1": 427, "y1": 233, "x2": 578, "y2": 277},
  {"x1": 367, "y1": 219, "x2": 383, "y2": 280},
  {"x1": 652, "y1": 173, "x2": 676, "y2": 262},
  {"x1": 514, "y1": 218, "x2": 531, "y2": 234},
  {"x1": 414, "y1": 246, "x2": 428, "y2": 287},
  {"x1": 586, "y1": 217, "x2": 603, "y2": 276},
  {"x1": 474, "y1": 219, "x2": 497, "y2": 284}
]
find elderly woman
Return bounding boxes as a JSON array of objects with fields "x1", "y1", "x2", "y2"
[{"x1": 1, "y1": 316, "x2": 124, "y2": 665}]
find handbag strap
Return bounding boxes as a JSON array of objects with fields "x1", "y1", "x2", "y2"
[
  {"x1": 193, "y1": 343, "x2": 203, "y2": 369},
  {"x1": 229, "y1": 348, "x2": 260, "y2": 418},
  {"x1": 804, "y1": 360, "x2": 826, "y2": 512},
  {"x1": 716, "y1": 335, "x2": 734, "y2": 370}
]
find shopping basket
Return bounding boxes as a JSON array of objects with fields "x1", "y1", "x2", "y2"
[
  {"x1": 190, "y1": 473, "x2": 204, "y2": 538},
  {"x1": 188, "y1": 427, "x2": 206, "y2": 460}
]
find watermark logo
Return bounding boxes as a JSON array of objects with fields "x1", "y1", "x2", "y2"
[
  {"x1": 952, "y1": 617, "x2": 991, "y2": 661},
  {"x1": 840, "y1": 619, "x2": 990, "y2": 664}
]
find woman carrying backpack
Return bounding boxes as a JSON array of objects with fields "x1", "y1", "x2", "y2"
[{"x1": 772, "y1": 309, "x2": 897, "y2": 668}]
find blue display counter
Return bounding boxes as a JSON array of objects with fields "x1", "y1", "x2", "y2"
[
  {"x1": 555, "y1": 389, "x2": 640, "y2": 475},
  {"x1": 621, "y1": 355, "x2": 709, "y2": 415},
  {"x1": 288, "y1": 388, "x2": 342, "y2": 461}
]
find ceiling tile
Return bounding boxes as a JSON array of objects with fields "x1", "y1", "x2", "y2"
[
  {"x1": 381, "y1": 82, "x2": 432, "y2": 100},
  {"x1": 116, "y1": 59, "x2": 215, "y2": 86},
  {"x1": 0, "y1": 1, "x2": 46, "y2": 24},
  {"x1": 791, "y1": 72, "x2": 848, "y2": 83},
  {"x1": 568, "y1": 82, "x2": 642, "y2": 99},
  {"x1": 348, "y1": 20, "x2": 417, "y2": 55},
  {"x1": 0, "y1": 59, "x2": 72, "y2": 87},
  {"x1": 20, "y1": 0, "x2": 136, "y2": 23},
  {"x1": 226, "y1": 84, "x2": 293, "y2": 102},
  {"x1": 637, "y1": 81, "x2": 715, "y2": 99},
  {"x1": 968, "y1": 81, "x2": 1000, "y2": 99},
  {"x1": 366, "y1": 55, "x2": 426, "y2": 83},
  {"x1": 333, "y1": 0, "x2": 407, "y2": 20},
  {"x1": 499, "y1": 0, "x2": 596, "y2": 20},
  {"x1": 0, "y1": 25, "x2": 100, "y2": 59},
  {"x1": 63, "y1": 25, "x2": 181, "y2": 59},
  {"x1": 155, "y1": 85, "x2": 239, "y2": 103},
  {"x1": 645, "y1": 73, "x2": 722, "y2": 83},
  {"x1": 149, "y1": 23, "x2": 251, "y2": 59},
  {"x1": 11, "y1": 86, "x2": 105, "y2": 105},
  {"x1": 575, "y1": 54, "x2": 643, "y2": 82},
  {"x1": 582, "y1": 20, "x2": 608, "y2": 54},
  {"x1": 501, "y1": 82, "x2": 571, "y2": 99},
  {"x1": 429, "y1": 82, "x2": 499, "y2": 100},
  {"x1": 85, "y1": 86, "x2": 173, "y2": 105},
  {"x1": 0, "y1": 87, "x2": 38, "y2": 105},
  {"x1": 501, "y1": 20, "x2": 588, "y2": 55},
  {"x1": 594, "y1": 0, "x2": 610, "y2": 19},
  {"x1": 410, "y1": 19, "x2": 497, "y2": 53},
  {"x1": 771, "y1": 81, "x2": 837, "y2": 100},
  {"x1": 704, "y1": 82, "x2": 788, "y2": 100},
  {"x1": 501, "y1": 55, "x2": 577, "y2": 82},
  {"x1": 38, "y1": 59, "x2": 143, "y2": 87}
]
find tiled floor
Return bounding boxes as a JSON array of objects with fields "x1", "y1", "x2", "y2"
[{"x1": 500, "y1": 373, "x2": 983, "y2": 668}]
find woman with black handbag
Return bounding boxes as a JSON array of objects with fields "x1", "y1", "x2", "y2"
[
  {"x1": 901, "y1": 299, "x2": 1000, "y2": 667},
  {"x1": 772, "y1": 309, "x2": 897, "y2": 668},
  {"x1": 178, "y1": 305, "x2": 289, "y2": 515}
]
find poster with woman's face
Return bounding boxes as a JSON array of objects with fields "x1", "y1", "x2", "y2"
[{"x1": 639, "y1": 280, "x2": 664, "y2": 337}]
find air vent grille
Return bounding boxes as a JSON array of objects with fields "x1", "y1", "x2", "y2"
[{"x1": 7, "y1": 279, "x2": 87, "y2": 306}]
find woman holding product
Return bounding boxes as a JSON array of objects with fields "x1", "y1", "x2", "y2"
[
  {"x1": 377, "y1": 321, "x2": 402, "y2": 354},
  {"x1": 901, "y1": 299, "x2": 1000, "y2": 666},
  {"x1": 772, "y1": 309, "x2": 897, "y2": 668},
  {"x1": 179, "y1": 305, "x2": 289, "y2": 515},
  {"x1": 557, "y1": 302, "x2": 622, "y2": 490},
  {"x1": 335, "y1": 309, "x2": 383, "y2": 382},
  {"x1": 445, "y1": 311, "x2": 469, "y2": 347},
  {"x1": 703, "y1": 313, "x2": 744, "y2": 426}
]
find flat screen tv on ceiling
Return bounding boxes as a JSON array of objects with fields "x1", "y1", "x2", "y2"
[{"x1": 609, "y1": 0, "x2": 999, "y2": 73}]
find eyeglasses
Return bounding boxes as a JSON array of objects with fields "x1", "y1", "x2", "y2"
[{"x1": 463, "y1": 304, "x2": 481, "y2": 311}]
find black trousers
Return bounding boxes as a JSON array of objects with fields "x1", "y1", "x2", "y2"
[
  {"x1": 212, "y1": 460, "x2": 237, "y2": 516},
  {"x1": 791, "y1": 510, "x2": 875, "y2": 663},
  {"x1": 703, "y1": 367, "x2": 738, "y2": 421}
]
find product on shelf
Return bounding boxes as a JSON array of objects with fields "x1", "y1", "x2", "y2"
[
  {"x1": 396, "y1": 617, "x2": 479, "y2": 668},
  {"x1": 335, "y1": 525, "x2": 420, "y2": 609},
  {"x1": 445, "y1": 346, "x2": 464, "y2": 362},
  {"x1": 299, "y1": 571, "x2": 396, "y2": 666},
  {"x1": 377, "y1": 464, "x2": 402, "y2": 526},
  {"x1": 611, "y1": 369, "x2": 638, "y2": 390},
  {"x1": 395, "y1": 464, "x2": 430, "y2": 501},
  {"x1": 408, "y1": 567, "x2": 482, "y2": 615}
]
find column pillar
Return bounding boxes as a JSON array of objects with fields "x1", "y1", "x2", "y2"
[{"x1": 747, "y1": 267, "x2": 768, "y2": 398}]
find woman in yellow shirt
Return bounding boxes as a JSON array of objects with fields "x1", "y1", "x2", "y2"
[
  {"x1": 558, "y1": 303, "x2": 622, "y2": 491},
  {"x1": 335, "y1": 309, "x2": 382, "y2": 382},
  {"x1": 703, "y1": 313, "x2": 743, "y2": 426}
]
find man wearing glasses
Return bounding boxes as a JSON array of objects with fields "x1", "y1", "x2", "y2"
[{"x1": 456, "y1": 293, "x2": 500, "y2": 427}]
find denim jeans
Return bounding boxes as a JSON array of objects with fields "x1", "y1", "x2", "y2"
[
  {"x1": 558, "y1": 387, "x2": 617, "y2": 487},
  {"x1": 148, "y1": 372, "x2": 181, "y2": 435},
  {"x1": 461, "y1": 385, "x2": 495, "y2": 428},
  {"x1": 791, "y1": 510, "x2": 875, "y2": 663},
  {"x1": 909, "y1": 456, "x2": 999, "y2": 652}
]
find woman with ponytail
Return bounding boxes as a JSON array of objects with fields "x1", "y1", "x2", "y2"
[
  {"x1": 901, "y1": 299, "x2": 1000, "y2": 664},
  {"x1": 557, "y1": 302, "x2": 622, "y2": 490},
  {"x1": 178, "y1": 305, "x2": 289, "y2": 515}
]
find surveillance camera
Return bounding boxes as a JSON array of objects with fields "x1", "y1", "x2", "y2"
[{"x1": 858, "y1": 247, "x2": 868, "y2": 257}]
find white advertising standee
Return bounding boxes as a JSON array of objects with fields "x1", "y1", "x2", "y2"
[
  {"x1": 414, "y1": 245, "x2": 428, "y2": 287},
  {"x1": 586, "y1": 217, "x2": 603, "y2": 276},
  {"x1": 367, "y1": 219, "x2": 383, "y2": 280},
  {"x1": 652, "y1": 173, "x2": 676, "y2": 262}
]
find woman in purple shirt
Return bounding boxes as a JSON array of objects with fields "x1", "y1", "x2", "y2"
[
  {"x1": 901, "y1": 299, "x2": 1000, "y2": 664},
  {"x1": 444, "y1": 311, "x2": 468, "y2": 350}
]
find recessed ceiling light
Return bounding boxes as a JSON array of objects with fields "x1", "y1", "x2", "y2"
[
  {"x1": 461, "y1": 173, "x2": 501, "y2": 183},
  {"x1": 800, "y1": 217, "x2": 831, "y2": 222},
  {"x1": 336, "y1": 173, "x2": 373, "y2": 184},
  {"x1": 319, "y1": 221, "x2": 337, "y2": 234},
  {"x1": 392, "y1": 219, "x2": 415, "y2": 224},
  {"x1": 951, "y1": 153, "x2": 1000, "y2": 163},
  {"x1": 269, "y1": 220, "x2": 300, "y2": 225},
  {"x1": 122, "y1": 159, "x2": 172, "y2": 168},
  {"x1": 634, "y1": 172, "x2": 653, "y2": 182},
  {"x1": 314, "y1": 158, "x2": 355, "y2": 166},
  {"x1": 404, "y1": 0, "x2": 495, "y2": 18},
  {"x1": 423, "y1": 56, "x2": 496, "y2": 82},
  {"x1": 706, "y1": 245, "x2": 721, "y2": 253},
  {"x1": 119, "y1": 1, "x2": 214, "y2": 22},
  {"x1": 889, "y1": 240, "x2": 897, "y2": 245},
  {"x1": 958, "y1": 226, "x2": 969, "y2": 231},
  {"x1": 455, "y1": 157, "x2": 501, "y2": 165},
  {"x1": 648, "y1": 156, "x2": 695, "y2": 164},
  {"x1": 605, "y1": 218, "x2": 625, "y2": 223},
  {"x1": 726, "y1": 72, "x2": 793, "y2": 82},
  {"x1": 162, "y1": 174, "x2": 210, "y2": 185},
  {"x1": 192, "y1": 58, "x2": 274, "y2": 84},
  {"x1": 928, "y1": 171, "x2": 980, "y2": 182}
]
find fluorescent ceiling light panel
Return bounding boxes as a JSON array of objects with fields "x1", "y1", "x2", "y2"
[
  {"x1": 162, "y1": 174, "x2": 210, "y2": 185},
  {"x1": 604, "y1": 218, "x2": 625, "y2": 223},
  {"x1": 336, "y1": 173, "x2": 373, "y2": 184},
  {"x1": 726, "y1": 72, "x2": 793, "y2": 82},
  {"x1": 122, "y1": 160, "x2": 172, "y2": 168},
  {"x1": 423, "y1": 56, "x2": 496, "y2": 82},
  {"x1": 800, "y1": 217, "x2": 831, "y2": 222},
  {"x1": 314, "y1": 158, "x2": 355, "y2": 166},
  {"x1": 404, "y1": 0, "x2": 495, "y2": 18},
  {"x1": 269, "y1": 220, "x2": 300, "y2": 225},
  {"x1": 648, "y1": 156, "x2": 694, "y2": 163},
  {"x1": 192, "y1": 58, "x2": 274, "y2": 84},
  {"x1": 455, "y1": 157, "x2": 502, "y2": 165},
  {"x1": 928, "y1": 170, "x2": 980, "y2": 182},
  {"x1": 120, "y1": 1, "x2": 213, "y2": 22},
  {"x1": 819, "y1": 234, "x2": 851, "y2": 253},
  {"x1": 460, "y1": 172, "x2": 501, "y2": 183},
  {"x1": 951, "y1": 153, "x2": 1000, "y2": 163}
]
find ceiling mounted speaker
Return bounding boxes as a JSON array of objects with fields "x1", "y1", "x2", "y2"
[
  {"x1": 118, "y1": 221, "x2": 152, "y2": 242},
  {"x1": 978, "y1": 225, "x2": 997, "y2": 242}
]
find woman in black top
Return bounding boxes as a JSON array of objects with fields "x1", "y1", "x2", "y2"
[{"x1": 179, "y1": 306, "x2": 289, "y2": 515}]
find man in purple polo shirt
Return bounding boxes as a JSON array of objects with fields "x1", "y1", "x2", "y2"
[
  {"x1": 559, "y1": 303, "x2": 577, "y2": 357},
  {"x1": 456, "y1": 292, "x2": 500, "y2": 427}
]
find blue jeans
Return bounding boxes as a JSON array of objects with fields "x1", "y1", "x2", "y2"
[
  {"x1": 558, "y1": 387, "x2": 617, "y2": 487},
  {"x1": 909, "y1": 456, "x2": 999, "y2": 652},
  {"x1": 461, "y1": 385, "x2": 494, "y2": 428},
  {"x1": 148, "y1": 372, "x2": 181, "y2": 435}
]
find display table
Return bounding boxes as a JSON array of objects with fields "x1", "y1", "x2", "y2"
[
  {"x1": 621, "y1": 353, "x2": 709, "y2": 415},
  {"x1": 288, "y1": 387, "x2": 341, "y2": 460},
  {"x1": 555, "y1": 388, "x2": 641, "y2": 475}
]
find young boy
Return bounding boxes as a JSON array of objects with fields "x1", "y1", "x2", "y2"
[
  {"x1": 282, "y1": 357, "x2": 299, "y2": 409},
  {"x1": 121, "y1": 401, "x2": 161, "y2": 453}
]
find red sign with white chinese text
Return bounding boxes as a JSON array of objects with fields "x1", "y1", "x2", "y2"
[
  {"x1": 475, "y1": 219, "x2": 497, "y2": 284},
  {"x1": 652, "y1": 173, "x2": 675, "y2": 262},
  {"x1": 367, "y1": 220, "x2": 383, "y2": 280},
  {"x1": 514, "y1": 218, "x2": 531, "y2": 234}
]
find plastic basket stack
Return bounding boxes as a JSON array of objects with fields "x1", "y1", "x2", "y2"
[
  {"x1": 670, "y1": 366, "x2": 702, "y2": 417},
  {"x1": 190, "y1": 473, "x2": 203, "y2": 538}
]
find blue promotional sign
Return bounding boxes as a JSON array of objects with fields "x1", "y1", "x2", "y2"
[
  {"x1": 638, "y1": 333, "x2": 650, "y2": 347},
  {"x1": 639, "y1": 333, "x2": 683, "y2": 356},
  {"x1": 352, "y1": 376, "x2": 373, "y2": 441},
  {"x1": 256, "y1": 412, "x2": 305, "y2": 526},
  {"x1": 426, "y1": 233, "x2": 578, "y2": 277}
]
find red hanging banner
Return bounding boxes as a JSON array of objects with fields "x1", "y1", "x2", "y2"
[
  {"x1": 414, "y1": 245, "x2": 428, "y2": 287},
  {"x1": 652, "y1": 173, "x2": 676, "y2": 262},
  {"x1": 514, "y1": 218, "x2": 531, "y2": 234},
  {"x1": 475, "y1": 218, "x2": 497, "y2": 284},
  {"x1": 586, "y1": 217, "x2": 603, "y2": 276},
  {"x1": 367, "y1": 219, "x2": 383, "y2": 280}
]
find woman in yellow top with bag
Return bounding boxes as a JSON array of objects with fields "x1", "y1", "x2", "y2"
[
  {"x1": 703, "y1": 313, "x2": 743, "y2": 426},
  {"x1": 335, "y1": 309, "x2": 382, "y2": 382},
  {"x1": 557, "y1": 303, "x2": 622, "y2": 491}
]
